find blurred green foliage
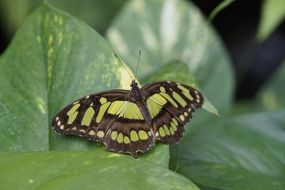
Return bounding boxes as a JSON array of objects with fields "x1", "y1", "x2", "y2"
[
  {"x1": 0, "y1": 0, "x2": 125, "y2": 35},
  {"x1": 256, "y1": 0, "x2": 285, "y2": 42}
]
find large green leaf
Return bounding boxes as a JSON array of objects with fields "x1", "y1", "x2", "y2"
[
  {"x1": 175, "y1": 110, "x2": 285, "y2": 190},
  {"x1": 107, "y1": 0, "x2": 234, "y2": 113},
  {"x1": 0, "y1": 151, "x2": 199, "y2": 190},
  {"x1": 0, "y1": 4, "x2": 168, "y2": 165}
]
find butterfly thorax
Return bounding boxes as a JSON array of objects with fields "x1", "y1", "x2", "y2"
[
  {"x1": 130, "y1": 80, "x2": 144, "y2": 101},
  {"x1": 130, "y1": 80, "x2": 152, "y2": 125}
]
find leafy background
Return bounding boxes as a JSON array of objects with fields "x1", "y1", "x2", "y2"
[{"x1": 0, "y1": 0, "x2": 284, "y2": 190}]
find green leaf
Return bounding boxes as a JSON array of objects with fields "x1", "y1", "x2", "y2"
[
  {"x1": 0, "y1": 4, "x2": 167, "y2": 164},
  {"x1": 107, "y1": 0, "x2": 234, "y2": 114},
  {"x1": 208, "y1": 0, "x2": 235, "y2": 22},
  {"x1": 257, "y1": 60, "x2": 285, "y2": 110},
  {"x1": 142, "y1": 61, "x2": 218, "y2": 115},
  {"x1": 256, "y1": 0, "x2": 285, "y2": 42},
  {"x1": 0, "y1": 151, "x2": 199, "y2": 190},
  {"x1": 174, "y1": 110, "x2": 285, "y2": 190}
]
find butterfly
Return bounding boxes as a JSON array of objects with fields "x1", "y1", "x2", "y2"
[{"x1": 52, "y1": 80, "x2": 203, "y2": 158}]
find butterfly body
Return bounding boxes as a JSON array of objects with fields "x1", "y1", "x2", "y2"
[
  {"x1": 130, "y1": 80, "x2": 152, "y2": 125},
  {"x1": 52, "y1": 80, "x2": 203, "y2": 158}
]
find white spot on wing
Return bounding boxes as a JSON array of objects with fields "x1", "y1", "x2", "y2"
[{"x1": 79, "y1": 129, "x2": 86, "y2": 133}]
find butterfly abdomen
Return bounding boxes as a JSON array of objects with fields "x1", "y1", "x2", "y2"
[
  {"x1": 136, "y1": 101, "x2": 152, "y2": 125},
  {"x1": 130, "y1": 81, "x2": 152, "y2": 125}
]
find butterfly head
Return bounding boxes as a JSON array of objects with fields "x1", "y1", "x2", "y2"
[
  {"x1": 130, "y1": 79, "x2": 144, "y2": 101},
  {"x1": 130, "y1": 80, "x2": 138, "y2": 88}
]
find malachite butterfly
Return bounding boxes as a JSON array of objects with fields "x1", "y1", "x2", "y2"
[{"x1": 52, "y1": 73, "x2": 203, "y2": 158}]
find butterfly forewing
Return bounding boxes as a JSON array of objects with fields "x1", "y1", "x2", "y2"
[
  {"x1": 52, "y1": 90, "x2": 127, "y2": 140},
  {"x1": 142, "y1": 81, "x2": 203, "y2": 144}
]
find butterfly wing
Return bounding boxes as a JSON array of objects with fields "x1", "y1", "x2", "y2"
[
  {"x1": 52, "y1": 89, "x2": 155, "y2": 158},
  {"x1": 141, "y1": 81, "x2": 203, "y2": 144}
]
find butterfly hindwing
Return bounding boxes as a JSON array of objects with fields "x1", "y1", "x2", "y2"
[
  {"x1": 52, "y1": 90, "x2": 155, "y2": 157},
  {"x1": 102, "y1": 119, "x2": 155, "y2": 158},
  {"x1": 142, "y1": 81, "x2": 203, "y2": 144}
]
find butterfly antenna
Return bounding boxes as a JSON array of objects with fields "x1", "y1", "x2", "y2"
[
  {"x1": 114, "y1": 53, "x2": 134, "y2": 80},
  {"x1": 135, "y1": 50, "x2": 141, "y2": 78}
]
